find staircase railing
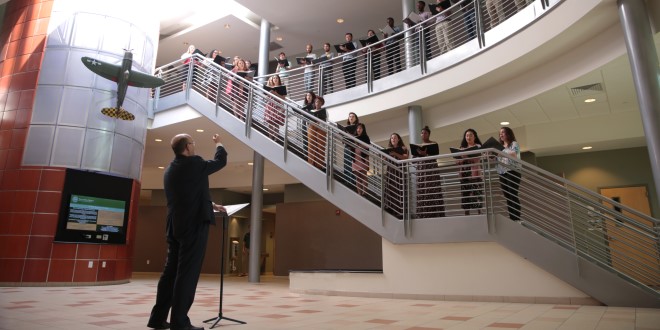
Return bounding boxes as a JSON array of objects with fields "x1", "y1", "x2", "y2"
[{"x1": 153, "y1": 57, "x2": 659, "y2": 298}]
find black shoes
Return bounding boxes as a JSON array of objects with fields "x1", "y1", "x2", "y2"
[
  {"x1": 171, "y1": 326, "x2": 204, "y2": 330},
  {"x1": 147, "y1": 321, "x2": 170, "y2": 329}
]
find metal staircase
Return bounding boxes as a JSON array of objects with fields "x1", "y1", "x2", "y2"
[{"x1": 151, "y1": 59, "x2": 659, "y2": 307}]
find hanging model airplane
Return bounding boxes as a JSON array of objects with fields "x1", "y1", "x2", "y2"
[{"x1": 81, "y1": 50, "x2": 165, "y2": 121}]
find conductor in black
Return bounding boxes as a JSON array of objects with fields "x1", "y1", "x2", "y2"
[{"x1": 148, "y1": 133, "x2": 228, "y2": 330}]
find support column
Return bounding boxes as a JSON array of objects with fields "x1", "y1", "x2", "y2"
[
  {"x1": 408, "y1": 105, "x2": 423, "y2": 144},
  {"x1": 617, "y1": 0, "x2": 660, "y2": 206},
  {"x1": 248, "y1": 19, "x2": 270, "y2": 283},
  {"x1": 403, "y1": 0, "x2": 416, "y2": 68},
  {"x1": 407, "y1": 105, "x2": 423, "y2": 218}
]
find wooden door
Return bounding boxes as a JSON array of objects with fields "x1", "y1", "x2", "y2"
[{"x1": 600, "y1": 186, "x2": 659, "y2": 286}]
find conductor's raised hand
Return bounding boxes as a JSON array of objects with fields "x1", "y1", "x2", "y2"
[{"x1": 212, "y1": 133, "x2": 222, "y2": 144}]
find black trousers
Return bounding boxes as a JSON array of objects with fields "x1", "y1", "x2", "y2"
[
  {"x1": 342, "y1": 58, "x2": 357, "y2": 89},
  {"x1": 149, "y1": 221, "x2": 210, "y2": 328},
  {"x1": 385, "y1": 43, "x2": 402, "y2": 75},
  {"x1": 500, "y1": 171, "x2": 521, "y2": 220}
]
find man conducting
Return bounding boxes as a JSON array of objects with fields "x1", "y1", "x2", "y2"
[{"x1": 148, "y1": 133, "x2": 228, "y2": 330}]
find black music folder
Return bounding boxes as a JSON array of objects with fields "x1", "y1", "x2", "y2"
[
  {"x1": 382, "y1": 146, "x2": 405, "y2": 156},
  {"x1": 410, "y1": 142, "x2": 439, "y2": 157},
  {"x1": 274, "y1": 57, "x2": 290, "y2": 67},
  {"x1": 312, "y1": 55, "x2": 329, "y2": 64},
  {"x1": 449, "y1": 145, "x2": 479, "y2": 159},
  {"x1": 359, "y1": 35, "x2": 380, "y2": 47},
  {"x1": 334, "y1": 42, "x2": 356, "y2": 53},
  {"x1": 264, "y1": 85, "x2": 287, "y2": 95},
  {"x1": 296, "y1": 57, "x2": 314, "y2": 65},
  {"x1": 236, "y1": 71, "x2": 253, "y2": 78},
  {"x1": 213, "y1": 55, "x2": 226, "y2": 65},
  {"x1": 336, "y1": 123, "x2": 357, "y2": 135},
  {"x1": 481, "y1": 137, "x2": 504, "y2": 151}
]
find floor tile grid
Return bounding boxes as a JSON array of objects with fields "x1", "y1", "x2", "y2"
[{"x1": 0, "y1": 274, "x2": 659, "y2": 329}]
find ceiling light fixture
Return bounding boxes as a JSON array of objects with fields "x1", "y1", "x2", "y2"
[
  {"x1": 584, "y1": 98, "x2": 596, "y2": 103},
  {"x1": 582, "y1": 146, "x2": 593, "y2": 150},
  {"x1": 248, "y1": 162, "x2": 253, "y2": 166},
  {"x1": 336, "y1": 18, "x2": 344, "y2": 23},
  {"x1": 263, "y1": 188, "x2": 269, "y2": 191},
  {"x1": 155, "y1": 138, "x2": 162, "y2": 142},
  {"x1": 196, "y1": 129, "x2": 204, "y2": 132},
  {"x1": 158, "y1": 166, "x2": 165, "y2": 169},
  {"x1": 224, "y1": 24, "x2": 230, "y2": 29},
  {"x1": 276, "y1": 36, "x2": 283, "y2": 41},
  {"x1": 500, "y1": 121, "x2": 510, "y2": 125}
]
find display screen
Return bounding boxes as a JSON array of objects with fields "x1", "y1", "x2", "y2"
[
  {"x1": 55, "y1": 169, "x2": 133, "y2": 244},
  {"x1": 66, "y1": 195, "x2": 126, "y2": 233}
]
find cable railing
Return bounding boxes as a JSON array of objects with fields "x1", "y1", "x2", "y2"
[{"x1": 253, "y1": 0, "x2": 551, "y2": 101}]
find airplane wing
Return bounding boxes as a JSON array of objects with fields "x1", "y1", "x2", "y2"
[
  {"x1": 127, "y1": 70, "x2": 165, "y2": 88},
  {"x1": 81, "y1": 56, "x2": 165, "y2": 88},
  {"x1": 81, "y1": 57, "x2": 120, "y2": 82}
]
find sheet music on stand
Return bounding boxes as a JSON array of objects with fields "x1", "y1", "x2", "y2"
[{"x1": 214, "y1": 203, "x2": 250, "y2": 216}]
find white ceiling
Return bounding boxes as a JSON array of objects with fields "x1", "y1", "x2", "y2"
[{"x1": 145, "y1": 0, "x2": 658, "y2": 193}]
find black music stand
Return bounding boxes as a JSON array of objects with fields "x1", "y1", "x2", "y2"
[{"x1": 204, "y1": 211, "x2": 246, "y2": 328}]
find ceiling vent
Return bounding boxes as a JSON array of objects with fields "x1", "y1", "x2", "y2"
[
  {"x1": 269, "y1": 42, "x2": 283, "y2": 51},
  {"x1": 569, "y1": 83, "x2": 604, "y2": 97}
]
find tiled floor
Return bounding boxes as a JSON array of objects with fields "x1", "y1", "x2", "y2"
[{"x1": 1, "y1": 273, "x2": 659, "y2": 330}]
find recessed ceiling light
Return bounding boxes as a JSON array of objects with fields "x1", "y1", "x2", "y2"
[
  {"x1": 584, "y1": 98, "x2": 596, "y2": 103},
  {"x1": 582, "y1": 146, "x2": 593, "y2": 150},
  {"x1": 500, "y1": 121, "x2": 510, "y2": 125},
  {"x1": 336, "y1": 18, "x2": 344, "y2": 23},
  {"x1": 154, "y1": 138, "x2": 162, "y2": 142},
  {"x1": 196, "y1": 129, "x2": 204, "y2": 132},
  {"x1": 248, "y1": 162, "x2": 253, "y2": 166},
  {"x1": 276, "y1": 36, "x2": 283, "y2": 41},
  {"x1": 224, "y1": 24, "x2": 230, "y2": 29},
  {"x1": 263, "y1": 188, "x2": 269, "y2": 191},
  {"x1": 158, "y1": 166, "x2": 165, "y2": 169}
]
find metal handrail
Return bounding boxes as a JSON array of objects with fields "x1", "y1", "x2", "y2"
[{"x1": 152, "y1": 0, "x2": 659, "y2": 297}]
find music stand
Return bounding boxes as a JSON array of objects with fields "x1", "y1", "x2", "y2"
[{"x1": 204, "y1": 203, "x2": 249, "y2": 328}]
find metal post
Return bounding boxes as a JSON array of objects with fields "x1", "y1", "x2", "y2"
[
  {"x1": 403, "y1": 0, "x2": 415, "y2": 68},
  {"x1": 247, "y1": 18, "x2": 271, "y2": 284},
  {"x1": 475, "y1": 0, "x2": 485, "y2": 48},
  {"x1": 617, "y1": 0, "x2": 660, "y2": 207},
  {"x1": 408, "y1": 105, "x2": 423, "y2": 220}
]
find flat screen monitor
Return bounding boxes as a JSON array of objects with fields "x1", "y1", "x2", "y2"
[{"x1": 54, "y1": 169, "x2": 133, "y2": 244}]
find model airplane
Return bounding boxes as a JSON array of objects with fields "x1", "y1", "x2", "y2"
[{"x1": 81, "y1": 50, "x2": 165, "y2": 121}]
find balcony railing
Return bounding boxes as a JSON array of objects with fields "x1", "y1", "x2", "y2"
[{"x1": 253, "y1": 0, "x2": 555, "y2": 102}]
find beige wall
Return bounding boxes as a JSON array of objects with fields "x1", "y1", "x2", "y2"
[
  {"x1": 291, "y1": 240, "x2": 594, "y2": 303},
  {"x1": 537, "y1": 147, "x2": 658, "y2": 217}
]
